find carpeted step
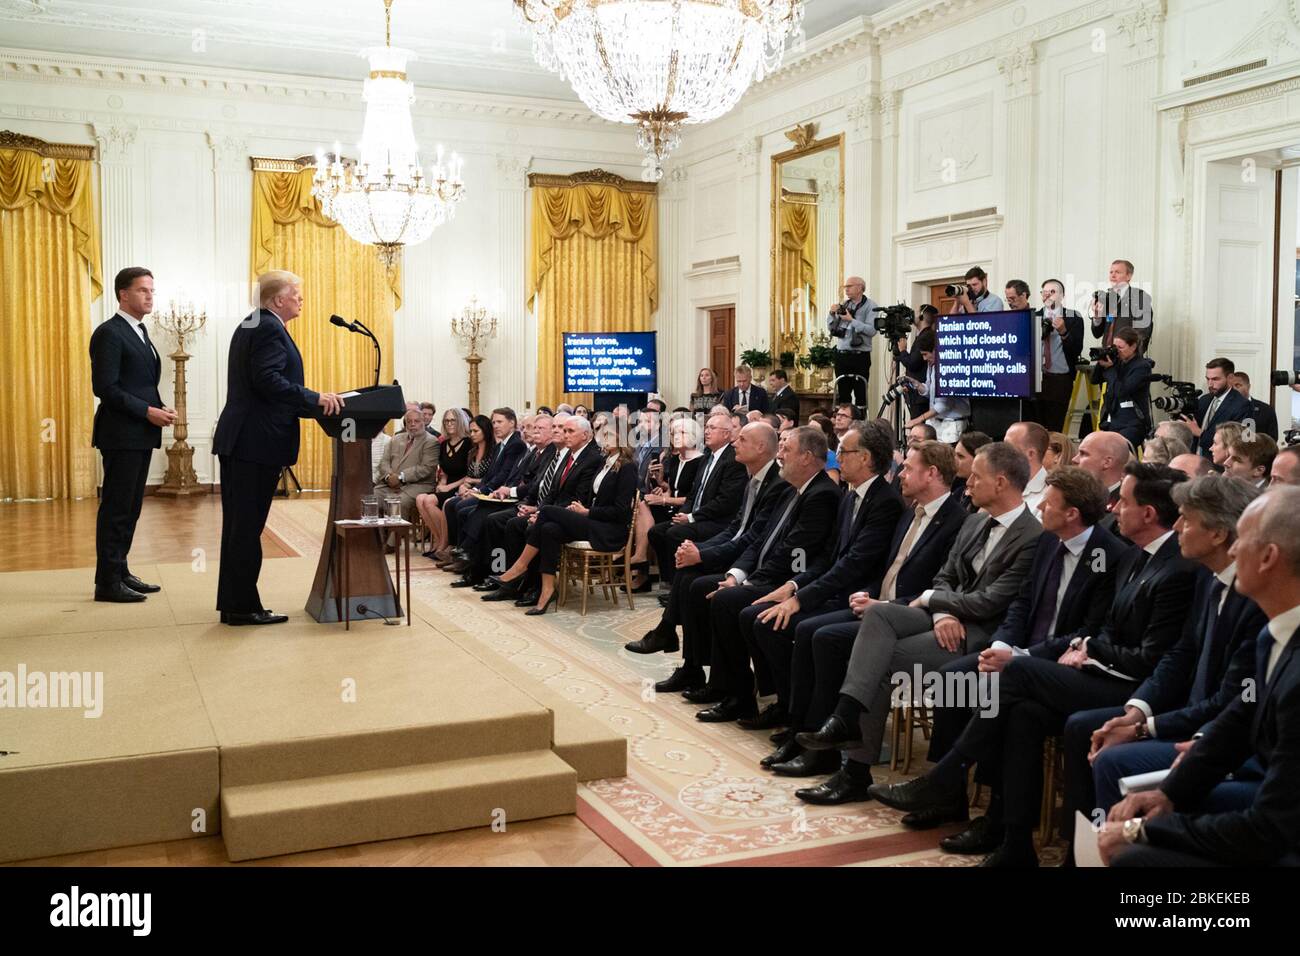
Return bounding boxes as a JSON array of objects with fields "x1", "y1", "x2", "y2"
[{"x1": 220, "y1": 749, "x2": 576, "y2": 861}]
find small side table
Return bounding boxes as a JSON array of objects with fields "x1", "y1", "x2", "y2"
[{"x1": 332, "y1": 518, "x2": 414, "y2": 630}]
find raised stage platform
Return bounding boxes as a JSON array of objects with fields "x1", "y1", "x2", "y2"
[{"x1": 0, "y1": 558, "x2": 626, "y2": 863}]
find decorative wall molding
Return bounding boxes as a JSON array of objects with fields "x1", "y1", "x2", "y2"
[
  {"x1": 494, "y1": 153, "x2": 532, "y2": 188},
  {"x1": 526, "y1": 168, "x2": 657, "y2": 193},
  {"x1": 872, "y1": 0, "x2": 996, "y2": 50},
  {"x1": 206, "y1": 130, "x2": 249, "y2": 171},
  {"x1": 90, "y1": 121, "x2": 135, "y2": 161},
  {"x1": 1116, "y1": 0, "x2": 1167, "y2": 59},
  {"x1": 734, "y1": 136, "x2": 762, "y2": 174},
  {"x1": 997, "y1": 43, "x2": 1040, "y2": 98},
  {"x1": 750, "y1": 18, "x2": 875, "y2": 96}
]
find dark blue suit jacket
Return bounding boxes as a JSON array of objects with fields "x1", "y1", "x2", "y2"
[
  {"x1": 995, "y1": 524, "x2": 1132, "y2": 649},
  {"x1": 478, "y1": 431, "x2": 527, "y2": 493},
  {"x1": 1149, "y1": 626, "x2": 1300, "y2": 865},
  {"x1": 698, "y1": 464, "x2": 788, "y2": 570},
  {"x1": 720, "y1": 385, "x2": 769, "y2": 413},
  {"x1": 734, "y1": 470, "x2": 841, "y2": 590},
  {"x1": 866, "y1": 491, "x2": 966, "y2": 603},
  {"x1": 1192, "y1": 388, "x2": 1250, "y2": 458},
  {"x1": 90, "y1": 313, "x2": 164, "y2": 451},
  {"x1": 1136, "y1": 576, "x2": 1267, "y2": 741},
  {"x1": 793, "y1": 476, "x2": 904, "y2": 609},
  {"x1": 213, "y1": 309, "x2": 319, "y2": 467}
]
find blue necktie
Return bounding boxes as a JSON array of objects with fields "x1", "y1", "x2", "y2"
[
  {"x1": 1028, "y1": 541, "x2": 1067, "y2": 646},
  {"x1": 837, "y1": 492, "x2": 856, "y2": 555},
  {"x1": 1255, "y1": 626, "x2": 1274, "y2": 693},
  {"x1": 1189, "y1": 579, "x2": 1228, "y2": 703}
]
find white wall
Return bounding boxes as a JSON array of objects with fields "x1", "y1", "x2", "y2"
[{"x1": 0, "y1": 46, "x2": 643, "y2": 486}]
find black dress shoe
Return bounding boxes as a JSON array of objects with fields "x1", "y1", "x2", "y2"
[
  {"x1": 445, "y1": 559, "x2": 470, "y2": 574},
  {"x1": 654, "y1": 666, "x2": 704, "y2": 693},
  {"x1": 737, "y1": 704, "x2": 789, "y2": 731},
  {"x1": 978, "y1": 842, "x2": 1039, "y2": 867},
  {"x1": 771, "y1": 749, "x2": 841, "y2": 777},
  {"x1": 760, "y1": 738, "x2": 803, "y2": 769},
  {"x1": 657, "y1": 593, "x2": 671, "y2": 608},
  {"x1": 770, "y1": 728, "x2": 794, "y2": 745},
  {"x1": 481, "y1": 590, "x2": 518, "y2": 602},
  {"x1": 220, "y1": 610, "x2": 289, "y2": 626},
  {"x1": 867, "y1": 774, "x2": 965, "y2": 815},
  {"x1": 939, "y1": 815, "x2": 1003, "y2": 854},
  {"x1": 695, "y1": 697, "x2": 756, "y2": 723},
  {"x1": 682, "y1": 684, "x2": 725, "y2": 704},
  {"x1": 524, "y1": 594, "x2": 557, "y2": 616},
  {"x1": 625, "y1": 630, "x2": 680, "y2": 654},
  {"x1": 122, "y1": 574, "x2": 160, "y2": 593},
  {"x1": 515, "y1": 589, "x2": 540, "y2": 606},
  {"x1": 901, "y1": 800, "x2": 970, "y2": 830},
  {"x1": 94, "y1": 581, "x2": 146, "y2": 603},
  {"x1": 795, "y1": 714, "x2": 862, "y2": 752},
  {"x1": 449, "y1": 576, "x2": 480, "y2": 589},
  {"x1": 795, "y1": 769, "x2": 875, "y2": 805},
  {"x1": 472, "y1": 579, "x2": 500, "y2": 592}
]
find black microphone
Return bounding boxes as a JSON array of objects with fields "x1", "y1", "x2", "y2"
[{"x1": 330, "y1": 313, "x2": 357, "y2": 331}]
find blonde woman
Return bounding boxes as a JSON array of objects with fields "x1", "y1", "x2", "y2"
[
  {"x1": 1045, "y1": 432, "x2": 1074, "y2": 472},
  {"x1": 632, "y1": 417, "x2": 704, "y2": 590}
]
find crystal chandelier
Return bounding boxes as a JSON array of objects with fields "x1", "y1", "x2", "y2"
[
  {"x1": 313, "y1": 0, "x2": 465, "y2": 269},
  {"x1": 515, "y1": 1, "x2": 805, "y2": 180}
]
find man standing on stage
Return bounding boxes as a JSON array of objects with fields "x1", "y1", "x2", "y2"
[
  {"x1": 212, "y1": 271, "x2": 343, "y2": 626},
  {"x1": 89, "y1": 267, "x2": 177, "y2": 602}
]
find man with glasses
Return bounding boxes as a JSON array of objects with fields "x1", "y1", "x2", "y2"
[{"x1": 828, "y1": 276, "x2": 878, "y2": 409}]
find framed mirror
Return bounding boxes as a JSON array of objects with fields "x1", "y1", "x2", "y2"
[{"x1": 769, "y1": 124, "x2": 845, "y2": 373}]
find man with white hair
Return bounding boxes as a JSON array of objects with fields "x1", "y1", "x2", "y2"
[
  {"x1": 212, "y1": 270, "x2": 343, "y2": 625},
  {"x1": 374, "y1": 404, "x2": 439, "y2": 540}
]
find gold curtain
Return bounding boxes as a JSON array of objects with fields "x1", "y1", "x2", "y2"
[
  {"x1": 0, "y1": 146, "x2": 102, "y2": 500},
  {"x1": 527, "y1": 180, "x2": 657, "y2": 407},
  {"x1": 774, "y1": 193, "x2": 816, "y2": 350},
  {"x1": 250, "y1": 166, "x2": 398, "y2": 489}
]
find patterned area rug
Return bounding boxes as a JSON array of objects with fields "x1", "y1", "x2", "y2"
[{"x1": 265, "y1": 499, "x2": 1064, "y2": 866}]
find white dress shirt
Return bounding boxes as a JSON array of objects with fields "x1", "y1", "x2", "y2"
[
  {"x1": 1022, "y1": 467, "x2": 1049, "y2": 516},
  {"x1": 1265, "y1": 602, "x2": 1300, "y2": 684}
]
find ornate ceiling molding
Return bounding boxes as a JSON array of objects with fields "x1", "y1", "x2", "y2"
[
  {"x1": 526, "y1": 168, "x2": 657, "y2": 194},
  {"x1": 0, "y1": 127, "x2": 95, "y2": 159},
  {"x1": 871, "y1": 0, "x2": 997, "y2": 50}
]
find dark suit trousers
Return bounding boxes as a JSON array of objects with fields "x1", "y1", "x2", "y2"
[
  {"x1": 503, "y1": 515, "x2": 540, "y2": 590},
  {"x1": 1036, "y1": 371, "x2": 1074, "y2": 432},
  {"x1": 788, "y1": 608, "x2": 860, "y2": 730},
  {"x1": 649, "y1": 518, "x2": 725, "y2": 583},
  {"x1": 749, "y1": 599, "x2": 847, "y2": 715},
  {"x1": 478, "y1": 506, "x2": 518, "y2": 577},
  {"x1": 216, "y1": 455, "x2": 283, "y2": 613},
  {"x1": 446, "y1": 495, "x2": 474, "y2": 547},
  {"x1": 95, "y1": 448, "x2": 152, "y2": 586},
  {"x1": 683, "y1": 573, "x2": 727, "y2": 670},
  {"x1": 928, "y1": 652, "x2": 1000, "y2": 789},
  {"x1": 530, "y1": 506, "x2": 589, "y2": 575},
  {"x1": 707, "y1": 584, "x2": 774, "y2": 699},
  {"x1": 834, "y1": 350, "x2": 871, "y2": 406},
  {"x1": 1062, "y1": 706, "x2": 1126, "y2": 824},
  {"x1": 952, "y1": 657, "x2": 1137, "y2": 829},
  {"x1": 461, "y1": 497, "x2": 511, "y2": 561}
]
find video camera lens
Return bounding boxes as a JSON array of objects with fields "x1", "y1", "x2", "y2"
[
  {"x1": 944, "y1": 284, "x2": 967, "y2": 298},
  {"x1": 1271, "y1": 370, "x2": 1300, "y2": 387}
]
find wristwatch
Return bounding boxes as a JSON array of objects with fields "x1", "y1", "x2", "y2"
[
  {"x1": 1122, "y1": 818, "x2": 1145, "y2": 844},
  {"x1": 1133, "y1": 720, "x2": 1151, "y2": 741}
]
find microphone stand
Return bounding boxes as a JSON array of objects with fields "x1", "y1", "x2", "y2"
[{"x1": 352, "y1": 319, "x2": 382, "y2": 389}]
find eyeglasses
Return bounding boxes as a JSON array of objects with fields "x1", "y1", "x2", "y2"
[{"x1": 838, "y1": 447, "x2": 867, "y2": 457}]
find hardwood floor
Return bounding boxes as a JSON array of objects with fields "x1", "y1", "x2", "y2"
[{"x1": 0, "y1": 492, "x2": 628, "y2": 868}]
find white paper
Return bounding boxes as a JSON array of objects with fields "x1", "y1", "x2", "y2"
[
  {"x1": 1073, "y1": 811, "x2": 1105, "y2": 868},
  {"x1": 1118, "y1": 768, "x2": 1170, "y2": 796}
]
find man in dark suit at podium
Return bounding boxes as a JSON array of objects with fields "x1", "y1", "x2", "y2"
[
  {"x1": 213, "y1": 271, "x2": 343, "y2": 626},
  {"x1": 89, "y1": 267, "x2": 177, "y2": 603}
]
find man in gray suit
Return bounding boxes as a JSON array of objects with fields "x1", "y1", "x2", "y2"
[
  {"x1": 795, "y1": 441, "x2": 1042, "y2": 794},
  {"x1": 375, "y1": 404, "x2": 440, "y2": 532}
]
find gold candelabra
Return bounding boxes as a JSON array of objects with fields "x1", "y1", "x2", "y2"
[
  {"x1": 450, "y1": 297, "x2": 498, "y2": 416},
  {"x1": 151, "y1": 298, "x2": 207, "y2": 496}
]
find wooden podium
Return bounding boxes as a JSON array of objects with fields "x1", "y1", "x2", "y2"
[{"x1": 304, "y1": 384, "x2": 407, "y2": 623}]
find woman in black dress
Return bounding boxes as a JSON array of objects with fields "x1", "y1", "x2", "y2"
[
  {"x1": 416, "y1": 412, "x2": 492, "y2": 561},
  {"x1": 489, "y1": 439, "x2": 638, "y2": 615}
]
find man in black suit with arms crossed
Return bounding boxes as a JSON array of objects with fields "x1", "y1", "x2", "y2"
[
  {"x1": 212, "y1": 270, "x2": 344, "y2": 625},
  {"x1": 89, "y1": 267, "x2": 177, "y2": 602}
]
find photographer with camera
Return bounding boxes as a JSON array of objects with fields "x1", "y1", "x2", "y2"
[
  {"x1": 1032, "y1": 278, "x2": 1084, "y2": 431},
  {"x1": 1092, "y1": 328, "x2": 1153, "y2": 450},
  {"x1": 827, "y1": 276, "x2": 877, "y2": 407},
  {"x1": 1181, "y1": 357, "x2": 1248, "y2": 459},
  {"x1": 1091, "y1": 259, "x2": 1154, "y2": 352},
  {"x1": 894, "y1": 303, "x2": 937, "y2": 422},
  {"x1": 904, "y1": 328, "x2": 971, "y2": 444},
  {"x1": 946, "y1": 266, "x2": 1004, "y2": 315}
]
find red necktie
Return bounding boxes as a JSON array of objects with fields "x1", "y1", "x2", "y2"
[{"x1": 560, "y1": 455, "x2": 576, "y2": 486}]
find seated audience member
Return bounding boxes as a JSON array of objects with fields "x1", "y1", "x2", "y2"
[
  {"x1": 690, "y1": 367, "x2": 724, "y2": 413},
  {"x1": 489, "y1": 433, "x2": 638, "y2": 615},
  {"x1": 1142, "y1": 434, "x2": 1184, "y2": 466},
  {"x1": 691, "y1": 427, "x2": 843, "y2": 723},
  {"x1": 1093, "y1": 329, "x2": 1153, "y2": 451},
  {"x1": 1102, "y1": 486, "x2": 1300, "y2": 867},
  {"x1": 951, "y1": 430, "x2": 992, "y2": 508},
  {"x1": 1045, "y1": 432, "x2": 1073, "y2": 473},
  {"x1": 1006, "y1": 422, "x2": 1051, "y2": 513},
  {"x1": 868, "y1": 462, "x2": 1200, "y2": 867},
  {"x1": 572, "y1": 403, "x2": 591, "y2": 420},
  {"x1": 441, "y1": 408, "x2": 522, "y2": 571},
  {"x1": 1066, "y1": 475, "x2": 1263, "y2": 830},
  {"x1": 374, "y1": 405, "x2": 440, "y2": 538},
  {"x1": 1271, "y1": 445, "x2": 1300, "y2": 486},
  {"x1": 371, "y1": 428, "x2": 392, "y2": 485},
  {"x1": 1224, "y1": 433, "x2": 1278, "y2": 488},
  {"x1": 831, "y1": 404, "x2": 855, "y2": 443},
  {"x1": 780, "y1": 441, "x2": 966, "y2": 802},
  {"x1": 1072, "y1": 430, "x2": 1131, "y2": 532},
  {"x1": 921, "y1": 467, "x2": 1131, "y2": 854},
  {"x1": 741, "y1": 421, "x2": 905, "y2": 745},
  {"x1": 555, "y1": 403, "x2": 574, "y2": 416},
  {"x1": 775, "y1": 408, "x2": 798, "y2": 433},
  {"x1": 746, "y1": 410, "x2": 764, "y2": 423},
  {"x1": 762, "y1": 413, "x2": 783, "y2": 431},
  {"x1": 633, "y1": 417, "x2": 705, "y2": 589},
  {"x1": 624, "y1": 424, "x2": 786, "y2": 676},
  {"x1": 640, "y1": 414, "x2": 746, "y2": 596},
  {"x1": 795, "y1": 442, "x2": 1041, "y2": 799},
  {"x1": 808, "y1": 414, "x2": 841, "y2": 482},
  {"x1": 420, "y1": 401, "x2": 440, "y2": 438},
  {"x1": 1184, "y1": 357, "x2": 1249, "y2": 459},
  {"x1": 477, "y1": 416, "x2": 604, "y2": 604},
  {"x1": 1229, "y1": 371, "x2": 1279, "y2": 441},
  {"x1": 1208, "y1": 421, "x2": 1242, "y2": 471},
  {"x1": 1170, "y1": 453, "x2": 1213, "y2": 480},
  {"x1": 1154, "y1": 419, "x2": 1194, "y2": 457}
]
